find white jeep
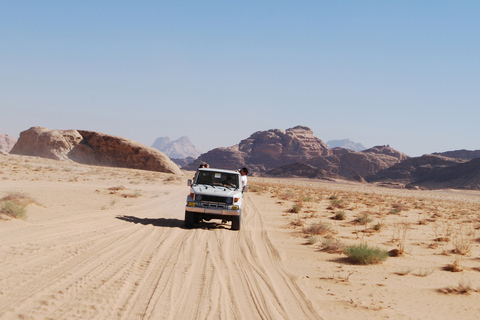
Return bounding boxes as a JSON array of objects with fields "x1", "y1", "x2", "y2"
[{"x1": 185, "y1": 168, "x2": 247, "y2": 230}]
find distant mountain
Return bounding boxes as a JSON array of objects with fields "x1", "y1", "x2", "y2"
[
  {"x1": 152, "y1": 136, "x2": 202, "y2": 159},
  {"x1": 0, "y1": 133, "x2": 17, "y2": 153},
  {"x1": 327, "y1": 139, "x2": 365, "y2": 151},
  {"x1": 433, "y1": 149, "x2": 480, "y2": 160}
]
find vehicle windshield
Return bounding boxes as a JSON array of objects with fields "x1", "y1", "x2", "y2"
[{"x1": 195, "y1": 171, "x2": 239, "y2": 189}]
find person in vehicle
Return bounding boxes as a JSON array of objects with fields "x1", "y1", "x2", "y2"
[{"x1": 239, "y1": 167, "x2": 248, "y2": 189}]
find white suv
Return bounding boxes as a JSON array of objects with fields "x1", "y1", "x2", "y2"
[{"x1": 185, "y1": 168, "x2": 247, "y2": 230}]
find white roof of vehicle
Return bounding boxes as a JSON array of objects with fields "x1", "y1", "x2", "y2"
[{"x1": 197, "y1": 168, "x2": 239, "y2": 174}]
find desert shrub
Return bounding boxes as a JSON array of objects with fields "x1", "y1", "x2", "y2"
[
  {"x1": 303, "y1": 222, "x2": 331, "y2": 236},
  {"x1": 354, "y1": 212, "x2": 373, "y2": 225},
  {"x1": 108, "y1": 186, "x2": 126, "y2": 191},
  {"x1": 334, "y1": 210, "x2": 346, "y2": 220},
  {"x1": 249, "y1": 184, "x2": 265, "y2": 193},
  {"x1": 321, "y1": 238, "x2": 344, "y2": 253},
  {"x1": 373, "y1": 222, "x2": 383, "y2": 231},
  {"x1": 343, "y1": 243, "x2": 388, "y2": 265},
  {"x1": 330, "y1": 199, "x2": 345, "y2": 209},
  {"x1": 392, "y1": 203, "x2": 408, "y2": 211},
  {"x1": 307, "y1": 236, "x2": 319, "y2": 244},
  {"x1": 0, "y1": 200, "x2": 27, "y2": 220},
  {"x1": 289, "y1": 203, "x2": 302, "y2": 213},
  {"x1": 280, "y1": 189, "x2": 296, "y2": 200}
]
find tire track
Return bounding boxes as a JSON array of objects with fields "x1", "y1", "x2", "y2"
[{"x1": 0, "y1": 188, "x2": 322, "y2": 320}]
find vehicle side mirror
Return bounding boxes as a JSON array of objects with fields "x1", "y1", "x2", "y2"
[
  {"x1": 187, "y1": 179, "x2": 192, "y2": 186},
  {"x1": 243, "y1": 185, "x2": 249, "y2": 192}
]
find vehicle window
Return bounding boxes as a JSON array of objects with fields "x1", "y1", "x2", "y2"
[{"x1": 195, "y1": 171, "x2": 239, "y2": 189}]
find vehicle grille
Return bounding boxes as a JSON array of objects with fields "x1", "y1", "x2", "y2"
[{"x1": 200, "y1": 195, "x2": 230, "y2": 203}]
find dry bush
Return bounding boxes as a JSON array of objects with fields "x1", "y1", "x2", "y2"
[
  {"x1": 288, "y1": 203, "x2": 303, "y2": 213},
  {"x1": 302, "y1": 221, "x2": 332, "y2": 236},
  {"x1": 413, "y1": 268, "x2": 435, "y2": 277},
  {"x1": 334, "y1": 210, "x2": 346, "y2": 220},
  {"x1": 452, "y1": 223, "x2": 475, "y2": 255},
  {"x1": 440, "y1": 281, "x2": 479, "y2": 294},
  {"x1": 321, "y1": 238, "x2": 344, "y2": 254},
  {"x1": 0, "y1": 192, "x2": 36, "y2": 220},
  {"x1": 354, "y1": 212, "x2": 373, "y2": 225},
  {"x1": 444, "y1": 256, "x2": 464, "y2": 272}
]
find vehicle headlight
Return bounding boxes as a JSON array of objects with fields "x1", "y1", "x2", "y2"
[
  {"x1": 226, "y1": 198, "x2": 233, "y2": 204},
  {"x1": 195, "y1": 194, "x2": 202, "y2": 201}
]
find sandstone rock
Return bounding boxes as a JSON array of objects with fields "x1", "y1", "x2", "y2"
[
  {"x1": 408, "y1": 158, "x2": 480, "y2": 190},
  {"x1": 0, "y1": 133, "x2": 18, "y2": 153},
  {"x1": 10, "y1": 127, "x2": 182, "y2": 175},
  {"x1": 337, "y1": 152, "x2": 402, "y2": 178},
  {"x1": 185, "y1": 125, "x2": 331, "y2": 172},
  {"x1": 75, "y1": 130, "x2": 183, "y2": 174},
  {"x1": 433, "y1": 149, "x2": 480, "y2": 160},
  {"x1": 362, "y1": 145, "x2": 409, "y2": 161},
  {"x1": 265, "y1": 162, "x2": 331, "y2": 179},
  {"x1": 10, "y1": 127, "x2": 83, "y2": 160},
  {"x1": 367, "y1": 154, "x2": 465, "y2": 184}
]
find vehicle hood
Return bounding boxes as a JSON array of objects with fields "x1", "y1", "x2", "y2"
[{"x1": 191, "y1": 185, "x2": 242, "y2": 197}]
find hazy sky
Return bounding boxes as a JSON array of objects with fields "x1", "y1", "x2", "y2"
[{"x1": 2, "y1": 1, "x2": 479, "y2": 156}]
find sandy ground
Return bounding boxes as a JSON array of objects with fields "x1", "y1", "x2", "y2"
[{"x1": 1, "y1": 154, "x2": 480, "y2": 319}]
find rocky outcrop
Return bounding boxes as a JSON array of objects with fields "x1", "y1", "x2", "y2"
[
  {"x1": 337, "y1": 152, "x2": 403, "y2": 178},
  {"x1": 367, "y1": 154, "x2": 465, "y2": 184},
  {"x1": 10, "y1": 127, "x2": 183, "y2": 175},
  {"x1": 362, "y1": 145, "x2": 409, "y2": 161},
  {"x1": 409, "y1": 158, "x2": 480, "y2": 190},
  {"x1": 152, "y1": 136, "x2": 202, "y2": 159},
  {"x1": 265, "y1": 162, "x2": 331, "y2": 179},
  {"x1": 186, "y1": 126, "x2": 407, "y2": 181},
  {"x1": 10, "y1": 127, "x2": 83, "y2": 160},
  {"x1": 0, "y1": 133, "x2": 18, "y2": 153},
  {"x1": 433, "y1": 149, "x2": 480, "y2": 160},
  {"x1": 185, "y1": 126, "x2": 332, "y2": 172}
]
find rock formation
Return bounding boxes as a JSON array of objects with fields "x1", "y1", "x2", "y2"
[
  {"x1": 408, "y1": 158, "x2": 480, "y2": 190},
  {"x1": 10, "y1": 127, "x2": 83, "y2": 160},
  {"x1": 185, "y1": 126, "x2": 406, "y2": 180},
  {"x1": 185, "y1": 126, "x2": 332, "y2": 172},
  {"x1": 0, "y1": 133, "x2": 18, "y2": 153},
  {"x1": 10, "y1": 127, "x2": 183, "y2": 175},
  {"x1": 433, "y1": 149, "x2": 480, "y2": 160},
  {"x1": 152, "y1": 136, "x2": 202, "y2": 159},
  {"x1": 367, "y1": 154, "x2": 466, "y2": 184}
]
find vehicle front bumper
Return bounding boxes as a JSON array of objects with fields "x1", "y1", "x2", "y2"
[{"x1": 186, "y1": 205, "x2": 241, "y2": 216}]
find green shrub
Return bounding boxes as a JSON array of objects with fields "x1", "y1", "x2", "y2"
[
  {"x1": 343, "y1": 243, "x2": 388, "y2": 265},
  {"x1": 0, "y1": 200, "x2": 27, "y2": 220}
]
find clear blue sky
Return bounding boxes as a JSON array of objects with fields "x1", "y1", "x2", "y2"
[{"x1": 2, "y1": 1, "x2": 479, "y2": 156}]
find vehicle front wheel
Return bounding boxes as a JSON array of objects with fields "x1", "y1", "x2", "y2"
[
  {"x1": 185, "y1": 211, "x2": 195, "y2": 229},
  {"x1": 231, "y1": 215, "x2": 241, "y2": 230}
]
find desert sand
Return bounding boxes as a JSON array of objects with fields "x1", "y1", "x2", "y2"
[{"x1": 1, "y1": 154, "x2": 480, "y2": 320}]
